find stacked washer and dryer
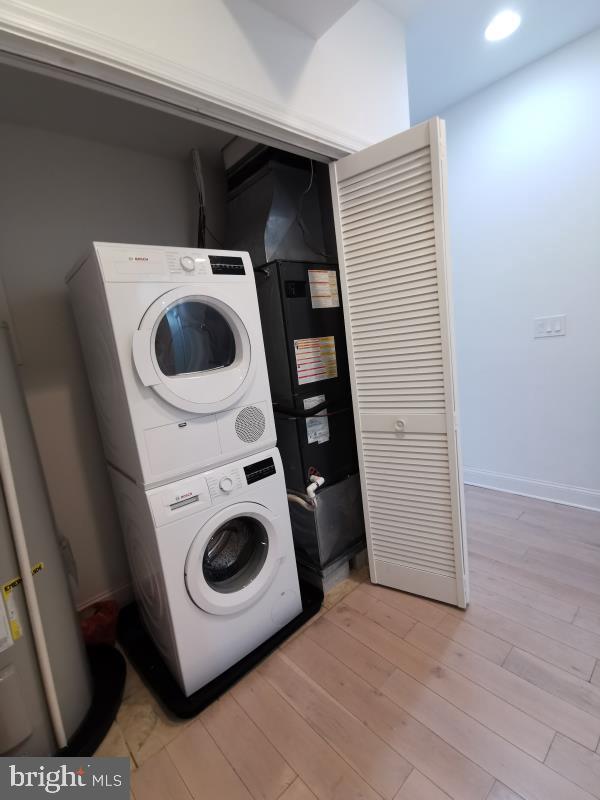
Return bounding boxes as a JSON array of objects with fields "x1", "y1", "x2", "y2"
[{"x1": 67, "y1": 243, "x2": 302, "y2": 699}]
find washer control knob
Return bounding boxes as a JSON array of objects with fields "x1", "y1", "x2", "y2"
[
  {"x1": 219, "y1": 476, "x2": 234, "y2": 493},
  {"x1": 180, "y1": 256, "x2": 195, "y2": 272}
]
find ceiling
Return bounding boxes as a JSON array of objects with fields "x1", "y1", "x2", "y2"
[
  {"x1": 251, "y1": 0, "x2": 600, "y2": 124},
  {"x1": 0, "y1": 63, "x2": 233, "y2": 160},
  {"x1": 391, "y1": 0, "x2": 600, "y2": 121}
]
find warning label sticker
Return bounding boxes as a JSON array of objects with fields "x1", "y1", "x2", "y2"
[
  {"x1": 308, "y1": 269, "x2": 340, "y2": 309},
  {"x1": 304, "y1": 395, "x2": 330, "y2": 445},
  {"x1": 294, "y1": 337, "x2": 337, "y2": 386},
  {"x1": 2, "y1": 562, "x2": 44, "y2": 642}
]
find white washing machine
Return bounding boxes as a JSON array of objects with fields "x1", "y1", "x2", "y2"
[
  {"x1": 109, "y1": 448, "x2": 302, "y2": 697},
  {"x1": 67, "y1": 242, "x2": 276, "y2": 488}
]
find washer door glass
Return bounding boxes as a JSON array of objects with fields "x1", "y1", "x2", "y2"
[
  {"x1": 202, "y1": 516, "x2": 269, "y2": 594},
  {"x1": 155, "y1": 301, "x2": 236, "y2": 377}
]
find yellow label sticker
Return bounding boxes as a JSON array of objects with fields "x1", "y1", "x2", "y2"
[
  {"x1": 2, "y1": 561, "x2": 44, "y2": 599},
  {"x1": 2, "y1": 562, "x2": 44, "y2": 642}
]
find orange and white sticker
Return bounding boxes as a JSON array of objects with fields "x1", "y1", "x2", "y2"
[
  {"x1": 308, "y1": 269, "x2": 340, "y2": 309},
  {"x1": 294, "y1": 336, "x2": 337, "y2": 386}
]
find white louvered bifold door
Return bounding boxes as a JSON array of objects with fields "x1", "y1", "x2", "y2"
[{"x1": 330, "y1": 117, "x2": 469, "y2": 608}]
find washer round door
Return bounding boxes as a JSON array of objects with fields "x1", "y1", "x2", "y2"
[
  {"x1": 185, "y1": 503, "x2": 282, "y2": 615},
  {"x1": 132, "y1": 288, "x2": 253, "y2": 414}
]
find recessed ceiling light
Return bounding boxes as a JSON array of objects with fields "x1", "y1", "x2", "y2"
[{"x1": 485, "y1": 9, "x2": 521, "y2": 42}]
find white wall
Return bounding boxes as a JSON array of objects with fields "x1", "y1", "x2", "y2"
[
  {"x1": 444, "y1": 28, "x2": 600, "y2": 509},
  {"x1": 0, "y1": 121, "x2": 206, "y2": 607},
  {"x1": 0, "y1": 0, "x2": 409, "y2": 151}
]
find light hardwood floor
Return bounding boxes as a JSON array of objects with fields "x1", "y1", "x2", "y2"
[{"x1": 108, "y1": 486, "x2": 600, "y2": 800}]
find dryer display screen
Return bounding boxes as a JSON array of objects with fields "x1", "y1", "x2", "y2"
[
  {"x1": 209, "y1": 255, "x2": 245, "y2": 275},
  {"x1": 244, "y1": 457, "x2": 276, "y2": 484}
]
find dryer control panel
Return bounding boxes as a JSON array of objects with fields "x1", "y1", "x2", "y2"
[{"x1": 91, "y1": 243, "x2": 254, "y2": 284}]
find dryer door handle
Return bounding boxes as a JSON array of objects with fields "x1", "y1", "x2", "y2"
[{"x1": 132, "y1": 330, "x2": 160, "y2": 387}]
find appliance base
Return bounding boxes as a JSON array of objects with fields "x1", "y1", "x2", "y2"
[{"x1": 116, "y1": 579, "x2": 322, "y2": 719}]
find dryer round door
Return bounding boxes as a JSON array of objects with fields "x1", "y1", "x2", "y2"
[
  {"x1": 132, "y1": 288, "x2": 253, "y2": 414},
  {"x1": 185, "y1": 503, "x2": 282, "y2": 616}
]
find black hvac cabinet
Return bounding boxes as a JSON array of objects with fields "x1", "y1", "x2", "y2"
[{"x1": 254, "y1": 260, "x2": 358, "y2": 490}]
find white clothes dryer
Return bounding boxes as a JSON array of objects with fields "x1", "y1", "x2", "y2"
[
  {"x1": 67, "y1": 243, "x2": 275, "y2": 488},
  {"x1": 109, "y1": 448, "x2": 302, "y2": 697}
]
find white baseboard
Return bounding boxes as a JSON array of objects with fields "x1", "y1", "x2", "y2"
[
  {"x1": 464, "y1": 468, "x2": 600, "y2": 512},
  {"x1": 77, "y1": 582, "x2": 133, "y2": 612}
]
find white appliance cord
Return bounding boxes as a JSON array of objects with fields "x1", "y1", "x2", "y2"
[{"x1": 0, "y1": 412, "x2": 67, "y2": 749}]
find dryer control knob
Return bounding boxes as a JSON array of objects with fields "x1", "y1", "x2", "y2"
[
  {"x1": 219, "y1": 476, "x2": 234, "y2": 493},
  {"x1": 180, "y1": 256, "x2": 195, "y2": 272}
]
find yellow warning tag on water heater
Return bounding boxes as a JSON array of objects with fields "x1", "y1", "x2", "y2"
[{"x1": 2, "y1": 562, "x2": 44, "y2": 641}]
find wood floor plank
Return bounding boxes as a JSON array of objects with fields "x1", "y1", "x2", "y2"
[
  {"x1": 327, "y1": 601, "x2": 554, "y2": 760},
  {"x1": 290, "y1": 622, "x2": 494, "y2": 800},
  {"x1": 468, "y1": 584, "x2": 600, "y2": 660},
  {"x1": 545, "y1": 734, "x2": 600, "y2": 798},
  {"x1": 469, "y1": 552, "x2": 600, "y2": 613},
  {"x1": 469, "y1": 538, "x2": 529, "y2": 563},
  {"x1": 592, "y1": 662, "x2": 600, "y2": 688},
  {"x1": 526, "y1": 546, "x2": 600, "y2": 580},
  {"x1": 166, "y1": 720, "x2": 252, "y2": 800},
  {"x1": 464, "y1": 489, "x2": 526, "y2": 519},
  {"x1": 470, "y1": 542, "x2": 600, "y2": 606},
  {"x1": 520, "y1": 553, "x2": 600, "y2": 600},
  {"x1": 469, "y1": 569, "x2": 577, "y2": 623},
  {"x1": 279, "y1": 778, "x2": 318, "y2": 800},
  {"x1": 503, "y1": 649, "x2": 600, "y2": 719},
  {"x1": 344, "y1": 587, "x2": 417, "y2": 639},
  {"x1": 131, "y1": 749, "x2": 192, "y2": 800},
  {"x1": 394, "y1": 771, "x2": 451, "y2": 800},
  {"x1": 259, "y1": 651, "x2": 412, "y2": 800},
  {"x1": 443, "y1": 602, "x2": 595, "y2": 680},
  {"x1": 468, "y1": 532, "x2": 529, "y2": 557},
  {"x1": 405, "y1": 622, "x2": 600, "y2": 751},
  {"x1": 519, "y1": 506, "x2": 600, "y2": 544},
  {"x1": 469, "y1": 507, "x2": 600, "y2": 563},
  {"x1": 231, "y1": 670, "x2": 381, "y2": 800},
  {"x1": 487, "y1": 783, "x2": 525, "y2": 800},
  {"x1": 360, "y1": 582, "x2": 447, "y2": 627},
  {"x1": 381, "y1": 668, "x2": 596, "y2": 800},
  {"x1": 201, "y1": 692, "x2": 296, "y2": 800},
  {"x1": 433, "y1": 614, "x2": 514, "y2": 666},
  {"x1": 575, "y1": 607, "x2": 600, "y2": 636}
]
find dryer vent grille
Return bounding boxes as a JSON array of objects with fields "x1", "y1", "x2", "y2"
[{"x1": 235, "y1": 406, "x2": 266, "y2": 443}]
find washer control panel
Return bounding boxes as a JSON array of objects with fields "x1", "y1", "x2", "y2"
[{"x1": 207, "y1": 465, "x2": 244, "y2": 501}]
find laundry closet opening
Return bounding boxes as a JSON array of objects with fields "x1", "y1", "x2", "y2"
[{"x1": 0, "y1": 59, "x2": 363, "y2": 613}]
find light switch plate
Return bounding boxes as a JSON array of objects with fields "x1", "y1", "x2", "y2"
[{"x1": 534, "y1": 315, "x2": 566, "y2": 338}]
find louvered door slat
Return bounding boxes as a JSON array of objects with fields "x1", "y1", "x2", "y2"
[{"x1": 330, "y1": 117, "x2": 468, "y2": 608}]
